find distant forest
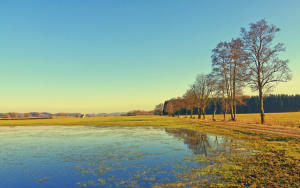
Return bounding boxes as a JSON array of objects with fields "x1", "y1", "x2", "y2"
[{"x1": 162, "y1": 95, "x2": 300, "y2": 115}]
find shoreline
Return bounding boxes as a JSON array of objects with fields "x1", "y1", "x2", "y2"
[{"x1": 0, "y1": 114, "x2": 299, "y2": 138}]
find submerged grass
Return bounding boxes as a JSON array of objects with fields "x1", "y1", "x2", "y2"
[
  {"x1": 1, "y1": 115, "x2": 299, "y2": 187},
  {"x1": 0, "y1": 116, "x2": 194, "y2": 128}
]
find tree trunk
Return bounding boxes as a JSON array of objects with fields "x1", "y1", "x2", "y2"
[
  {"x1": 212, "y1": 101, "x2": 217, "y2": 121},
  {"x1": 228, "y1": 95, "x2": 234, "y2": 121},
  {"x1": 234, "y1": 102, "x2": 237, "y2": 121},
  {"x1": 229, "y1": 92, "x2": 234, "y2": 121},
  {"x1": 190, "y1": 108, "x2": 193, "y2": 118},
  {"x1": 223, "y1": 102, "x2": 227, "y2": 121},
  {"x1": 229, "y1": 62, "x2": 234, "y2": 121},
  {"x1": 259, "y1": 86, "x2": 265, "y2": 124},
  {"x1": 230, "y1": 102, "x2": 234, "y2": 121},
  {"x1": 232, "y1": 64, "x2": 236, "y2": 121},
  {"x1": 221, "y1": 92, "x2": 227, "y2": 121},
  {"x1": 198, "y1": 107, "x2": 201, "y2": 119},
  {"x1": 257, "y1": 62, "x2": 265, "y2": 124},
  {"x1": 202, "y1": 107, "x2": 206, "y2": 119}
]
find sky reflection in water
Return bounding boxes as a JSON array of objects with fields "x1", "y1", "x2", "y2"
[{"x1": 0, "y1": 126, "x2": 241, "y2": 187}]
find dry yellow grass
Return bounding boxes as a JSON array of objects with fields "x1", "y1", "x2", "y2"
[
  {"x1": 0, "y1": 115, "x2": 192, "y2": 128},
  {"x1": 184, "y1": 112, "x2": 300, "y2": 128},
  {"x1": 1, "y1": 112, "x2": 299, "y2": 128},
  {"x1": 0, "y1": 112, "x2": 299, "y2": 137}
]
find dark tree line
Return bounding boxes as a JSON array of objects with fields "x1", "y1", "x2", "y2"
[{"x1": 162, "y1": 95, "x2": 300, "y2": 116}]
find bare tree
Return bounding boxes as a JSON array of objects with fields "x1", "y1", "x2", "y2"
[
  {"x1": 211, "y1": 42, "x2": 231, "y2": 120},
  {"x1": 211, "y1": 39, "x2": 248, "y2": 121},
  {"x1": 209, "y1": 74, "x2": 223, "y2": 121},
  {"x1": 194, "y1": 74, "x2": 214, "y2": 119},
  {"x1": 228, "y1": 38, "x2": 249, "y2": 120},
  {"x1": 241, "y1": 19, "x2": 291, "y2": 124},
  {"x1": 24, "y1": 113, "x2": 32, "y2": 118},
  {"x1": 183, "y1": 88, "x2": 197, "y2": 118},
  {"x1": 181, "y1": 95, "x2": 189, "y2": 118},
  {"x1": 165, "y1": 100, "x2": 175, "y2": 116},
  {"x1": 165, "y1": 98, "x2": 185, "y2": 117},
  {"x1": 173, "y1": 98, "x2": 185, "y2": 117},
  {"x1": 154, "y1": 103, "x2": 164, "y2": 115},
  {"x1": 8, "y1": 112, "x2": 18, "y2": 119}
]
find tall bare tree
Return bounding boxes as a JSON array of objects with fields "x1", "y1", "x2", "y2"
[
  {"x1": 228, "y1": 38, "x2": 249, "y2": 120},
  {"x1": 241, "y1": 19, "x2": 291, "y2": 124},
  {"x1": 211, "y1": 39, "x2": 248, "y2": 121},
  {"x1": 209, "y1": 74, "x2": 223, "y2": 121},
  {"x1": 194, "y1": 74, "x2": 214, "y2": 119},
  {"x1": 211, "y1": 42, "x2": 231, "y2": 120}
]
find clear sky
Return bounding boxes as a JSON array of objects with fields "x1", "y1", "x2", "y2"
[{"x1": 1, "y1": 0, "x2": 300, "y2": 113}]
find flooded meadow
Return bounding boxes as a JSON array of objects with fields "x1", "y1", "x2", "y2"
[{"x1": 0, "y1": 126, "x2": 250, "y2": 187}]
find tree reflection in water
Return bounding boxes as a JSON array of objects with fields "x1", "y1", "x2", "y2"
[{"x1": 165, "y1": 128, "x2": 230, "y2": 156}]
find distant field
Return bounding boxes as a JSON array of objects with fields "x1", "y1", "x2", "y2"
[
  {"x1": 1, "y1": 112, "x2": 300, "y2": 127},
  {"x1": 0, "y1": 115, "x2": 190, "y2": 128},
  {"x1": 0, "y1": 112, "x2": 299, "y2": 138}
]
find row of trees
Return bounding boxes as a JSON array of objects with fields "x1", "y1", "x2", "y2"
[
  {"x1": 1, "y1": 112, "x2": 45, "y2": 119},
  {"x1": 163, "y1": 95, "x2": 300, "y2": 116},
  {"x1": 126, "y1": 110, "x2": 154, "y2": 116},
  {"x1": 162, "y1": 19, "x2": 291, "y2": 124},
  {"x1": 0, "y1": 112, "x2": 85, "y2": 119}
]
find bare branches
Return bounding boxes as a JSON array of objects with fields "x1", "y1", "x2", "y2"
[
  {"x1": 157, "y1": 19, "x2": 291, "y2": 125},
  {"x1": 241, "y1": 19, "x2": 291, "y2": 124},
  {"x1": 211, "y1": 37, "x2": 249, "y2": 120},
  {"x1": 154, "y1": 103, "x2": 164, "y2": 115}
]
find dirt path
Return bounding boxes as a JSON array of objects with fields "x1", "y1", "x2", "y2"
[{"x1": 224, "y1": 122, "x2": 300, "y2": 138}]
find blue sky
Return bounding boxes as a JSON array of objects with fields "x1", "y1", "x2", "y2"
[{"x1": 1, "y1": 0, "x2": 300, "y2": 113}]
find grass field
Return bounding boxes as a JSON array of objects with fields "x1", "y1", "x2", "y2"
[
  {"x1": 1, "y1": 113, "x2": 300, "y2": 138},
  {"x1": 1, "y1": 112, "x2": 300, "y2": 127},
  {"x1": 0, "y1": 115, "x2": 191, "y2": 127},
  {"x1": 0, "y1": 113, "x2": 299, "y2": 186},
  {"x1": 186, "y1": 112, "x2": 300, "y2": 128}
]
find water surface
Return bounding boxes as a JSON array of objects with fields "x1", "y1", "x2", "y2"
[{"x1": 0, "y1": 126, "x2": 246, "y2": 187}]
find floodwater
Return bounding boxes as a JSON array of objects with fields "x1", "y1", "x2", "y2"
[{"x1": 0, "y1": 126, "x2": 247, "y2": 187}]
